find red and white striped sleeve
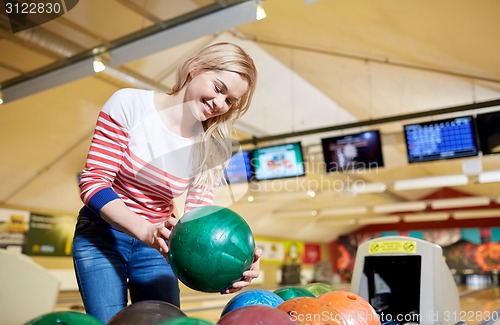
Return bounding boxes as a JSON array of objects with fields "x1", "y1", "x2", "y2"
[{"x1": 79, "y1": 89, "x2": 135, "y2": 213}]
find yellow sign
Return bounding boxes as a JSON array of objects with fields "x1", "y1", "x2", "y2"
[{"x1": 368, "y1": 240, "x2": 417, "y2": 254}]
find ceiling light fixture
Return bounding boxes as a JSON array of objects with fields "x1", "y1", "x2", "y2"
[
  {"x1": 306, "y1": 190, "x2": 316, "y2": 198},
  {"x1": 478, "y1": 170, "x2": 500, "y2": 184},
  {"x1": 357, "y1": 216, "x2": 400, "y2": 225},
  {"x1": 257, "y1": 190, "x2": 315, "y2": 201},
  {"x1": 92, "y1": 58, "x2": 106, "y2": 73},
  {"x1": 272, "y1": 209, "x2": 317, "y2": 218},
  {"x1": 453, "y1": 209, "x2": 500, "y2": 220},
  {"x1": 321, "y1": 206, "x2": 368, "y2": 216},
  {"x1": 256, "y1": 1, "x2": 267, "y2": 20},
  {"x1": 393, "y1": 174, "x2": 469, "y2": 191},
  {"x1": 431, "y1": 196, "x2": 490, "y2": 210},
  {"x1": 316, "y1": 218, "x2": 357, "y2": 226},
  {"x1": 403, "y1": 212, "x2": 449, "y2": 223},
  {"x1": 373, "y1": 201, "x2": 427, "y2": 214},
  {"x1": 350, "y1": 182, "x2": 387, "y2": 194}
]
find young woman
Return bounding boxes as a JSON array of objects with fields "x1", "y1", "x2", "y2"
[{"x1": 72, "y1": 42, "x2": 261, "y2": 323}]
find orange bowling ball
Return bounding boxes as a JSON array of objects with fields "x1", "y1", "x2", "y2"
[
  {"x1": 318, "y1": 291, "x2": 380, "y2": 325},
  {"x1": 277, "y1": 297, "x2": 344, "y2": 325}
]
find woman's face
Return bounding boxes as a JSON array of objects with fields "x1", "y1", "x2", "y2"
[{"x1": 185, "y1": 69, "x2": 249, "y2": 122}]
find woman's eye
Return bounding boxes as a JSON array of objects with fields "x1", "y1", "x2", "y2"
[{"x1": 214, "y1": 85, "x2": 221, "y2": 93}]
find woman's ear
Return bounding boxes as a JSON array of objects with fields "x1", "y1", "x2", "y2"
[{"x1": 188, "y1": 67, "x2": 199, "y2": 79}]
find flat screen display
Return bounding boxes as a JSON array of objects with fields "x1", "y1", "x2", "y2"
[
  {"x1": 252, "y1": 142, "x2": 305, "y2": 181},
  {"x1": 363, "y1": 255, "x2": 422, "y2": 324},
  {"x1": 223, "y1": 150, "x2": 253, "y2": 184},
  {"x1": 321, "y1": 130, "x2": 384, "y2": 173},
  {"x1": 404, "y1": 115, "x2": 478, "y2": 163},
  {"x1": 475, "y1": 110, "x2": 500, "y2": 156}
]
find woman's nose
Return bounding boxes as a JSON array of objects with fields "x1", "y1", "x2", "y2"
[{"x1": 214, "y1": 94, "x2": 225, "y2": 108}]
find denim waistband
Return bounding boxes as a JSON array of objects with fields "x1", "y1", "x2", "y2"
[
  {"x1": 78, "y1": 205, "x2": 117, "y2": 230},
  {"x1": 79, "y1": 205, "x2": 101, "y2": 220}
]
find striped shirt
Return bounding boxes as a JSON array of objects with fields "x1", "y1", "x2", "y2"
[{"x1": 79, "y1": 88, "x2": 215, "y2": 222}]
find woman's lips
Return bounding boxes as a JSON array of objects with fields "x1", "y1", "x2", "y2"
[{"x1": 202, "y1": 100, "x2": 213, "y2": 115}]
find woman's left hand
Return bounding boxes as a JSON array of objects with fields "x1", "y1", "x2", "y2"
[{"x1": 222, "y1": 246, "x2": 263, "y2": 294}]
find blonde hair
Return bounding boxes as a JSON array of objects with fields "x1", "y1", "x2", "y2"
[{"x1": 169, "y1": 42, "x2": 257, "y2": 192}]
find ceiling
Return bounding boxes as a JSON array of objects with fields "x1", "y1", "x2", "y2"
[{"x1": 1, "y1": 0, "x2": 499, "y2": 243}]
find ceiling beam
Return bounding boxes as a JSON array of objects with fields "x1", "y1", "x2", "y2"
[
  {"x1": 1, "y1": 0, "x2": 260, "y2": 103},
  {"x1": 245, "y1": 37, "x2": 500, "y2": 84},
  {"x1": 108, "y1": 1, "x2": 259, "y2": 66}
]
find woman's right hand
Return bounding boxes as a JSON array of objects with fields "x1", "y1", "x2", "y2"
[
  {"x1": 100, "y1": 200, "x2": 178, "y2": 259},
  {"x1": 146, "y1": 216, "x2": 178, "y2": 259}
]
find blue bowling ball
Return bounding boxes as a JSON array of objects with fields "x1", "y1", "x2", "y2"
[{"x1": 220, "y1": 289, "x2": 284, "y2": 316}]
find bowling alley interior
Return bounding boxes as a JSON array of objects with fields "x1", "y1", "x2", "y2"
[{"x1": 1, "y1": 1, "x2": 500, "y2": 324}]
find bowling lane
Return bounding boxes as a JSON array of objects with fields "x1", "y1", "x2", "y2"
[
  {"x1": 180, "y1": 292, "x2": 233, "y2": 321},
  {"x1": 459, "y1": 287, "x2": 500, "y2": 325}
]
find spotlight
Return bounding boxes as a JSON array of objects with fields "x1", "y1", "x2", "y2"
[
  {"x1": 256, "y1": 1, "x2": 267, "y2": 20},
  {"x1": 92, "y1": 58, "x2": 106, "y2": 73}
]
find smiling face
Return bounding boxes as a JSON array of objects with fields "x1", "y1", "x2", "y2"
[{"x1": 185, "y1": 69, "x2": 249, "y2": 122}]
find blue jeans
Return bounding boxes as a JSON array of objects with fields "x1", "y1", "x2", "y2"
[{"x1": 72, "y1": 207, "x2": 180, "y2": 323}]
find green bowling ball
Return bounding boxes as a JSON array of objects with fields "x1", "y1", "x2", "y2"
[
  {"x1": 168, "y1": 205, "x2": 255, "y2": 293},
  {"x1": 24, "y1": 311, "x2": 104, "y2": 325},
  {"x1": 273, "y1": 286, "x2": 316, "y2": 301},
  {"x1": 304, "y1": 282, "x2": 336, "y2": 297}
]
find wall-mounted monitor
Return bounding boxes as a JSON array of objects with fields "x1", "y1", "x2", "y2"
[
  {"x1": 321, "y1": 130, "x2": 384, "y2": 173},
  {"x1": 404, "y1": 115, "x2": 479, "y2": 163},
  {"x1": 252, "y1": 142, "x2": 305, "y2": 181},
  {"x1": 475, "y1": 110, "x2": 500, "y2": 156},
  {"x1": 223, "y1": 150, "x2": 253, "y2": 184}
]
